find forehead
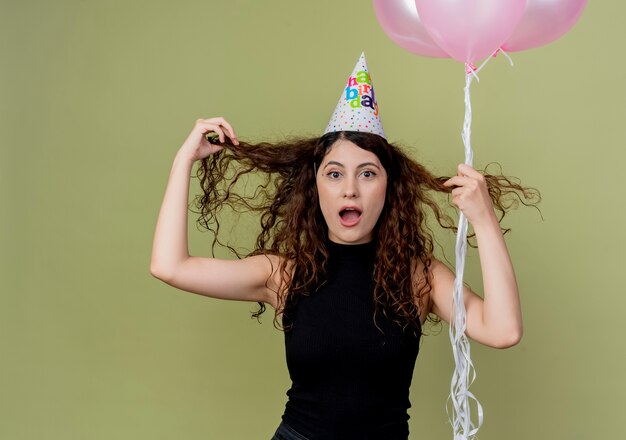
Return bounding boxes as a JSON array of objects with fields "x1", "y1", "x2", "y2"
[{"x1": 321, "y1": 139, "x2": 382, "y2": 166}]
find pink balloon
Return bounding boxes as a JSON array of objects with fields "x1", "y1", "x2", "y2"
[
  {"x1": 502, "y1": 0, "x2": 587, "y2": 52},
  {"x1": 373, "y1": 0, "x2": 449, "y2": 58},
  {"x1": 414, "y1": 0, "x2": 528, "y2": 64}
]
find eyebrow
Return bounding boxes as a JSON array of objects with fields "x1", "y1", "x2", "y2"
[{"x1": 322, "y1": 161, "x2": 381, "y2": 170}]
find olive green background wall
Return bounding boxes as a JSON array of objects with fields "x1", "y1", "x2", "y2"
[{"x1": 1, "y1": 1, "x2": 623, "y2": 439}]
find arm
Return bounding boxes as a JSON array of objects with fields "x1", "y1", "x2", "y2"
[
  {"x1": 430, "y1": 163, "x2": 522, "y2": 349},
  {"x1": 150, "y1": 117, "x2": 279, "y2": 306}
]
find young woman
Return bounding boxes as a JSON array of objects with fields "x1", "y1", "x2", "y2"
[
  {"x1": 151, "y1": 48, "x2": 537, "y2": 440},
  {"x1": 150, "y1": 116, "x2": 537, "y2": 440}
]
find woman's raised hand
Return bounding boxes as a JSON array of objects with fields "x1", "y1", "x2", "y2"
[
  {"x1": 443, "y1": 163, "x2": 498, "y2": 227},
  {"x1": 178, "y1": 117, "x2": 239, "y2": 162}
]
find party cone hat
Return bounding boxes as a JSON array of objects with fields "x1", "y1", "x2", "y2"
[{"x1": 324, "y1": 52, "x2": 386, "y2": 139}]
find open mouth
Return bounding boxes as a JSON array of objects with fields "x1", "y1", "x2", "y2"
[{"x1": 339, "y1": 208, "x2": 362, "y2": 226}]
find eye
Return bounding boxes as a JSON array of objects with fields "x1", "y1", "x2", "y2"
[
  {"x1": 326, "y1": 170, "x2": 342, "y2": 179},
  {"x1": 360, "y1": 170, "x2": 376, "y2": 178}
]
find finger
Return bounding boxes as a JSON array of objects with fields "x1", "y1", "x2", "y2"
[
  {"x1": 195, "y1": 120, "x2": 227, "y2": 143},
  {"x1": 199, "y1": 118, "x2": 238, "y2": 145},
  {"x1": 216, "y1": 119, "x2": 238, "y2": 144},
  {"x1": 457, "y1": 163, "x2": 482, "y2": 179},
  {"x1": 212, "y1": 126, "x2": 226, "y2": 143},
  {"x1": 199, "y1": 117, "x2": 237, "y2": 139},
  {"x1": 443, "y1": 175, "x2": 469, "y2": 187},
  {"x1": 451, "y1": 194, "x2": 462, "y2": 207},
  {"x1": 451, "y1": 187, "x2": 464, "y2": 197},
  {"x1": 201, "y1": 125, "x2": 225, "y2": 143},
  {"x1": 443, "y1": 177, "x2": 457, "y2": 187}
]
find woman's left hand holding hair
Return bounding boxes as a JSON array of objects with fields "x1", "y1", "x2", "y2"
[
  {"x1": 443, "y1": 163, "x2": 498, "y2": 227},
  {"x1": 431, "y1": 162, "x2": 523, "y2": 348}
]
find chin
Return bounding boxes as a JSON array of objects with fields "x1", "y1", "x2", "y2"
[{"x1": 329, "y1": 229, "x2": 373, "y2": 245}]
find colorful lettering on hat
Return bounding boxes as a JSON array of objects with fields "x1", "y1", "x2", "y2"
[{"x1": 323, "y1": 52, "x2": 386, "y2": 140}]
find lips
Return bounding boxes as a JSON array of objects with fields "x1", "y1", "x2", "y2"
[{"x1": 339, "y1": 207, "x2": 362, "y2": 227}]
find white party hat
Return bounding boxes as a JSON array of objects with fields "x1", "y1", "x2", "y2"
[{"x1": 323, "y1": 52, "x2": 386, "y2": 139}]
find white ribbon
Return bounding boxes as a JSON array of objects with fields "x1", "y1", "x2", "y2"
[{"x1": 446, "y1": 48, "x2": 514, "y2": 439}]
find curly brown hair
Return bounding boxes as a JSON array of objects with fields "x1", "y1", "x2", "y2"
[{"x1": 191, "y1": 131, "x2": 540, "y2": 334}]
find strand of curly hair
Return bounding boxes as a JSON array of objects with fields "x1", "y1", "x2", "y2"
[{"x1": 190, "y1": 131, "x2": 541, "y2": 335}]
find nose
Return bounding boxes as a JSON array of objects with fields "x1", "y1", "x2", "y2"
[{"x1": 343, "y1": 177, "x2": 358, "y2": 199}]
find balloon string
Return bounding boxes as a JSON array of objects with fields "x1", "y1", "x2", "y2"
[
  {"x1": 446, "y1": 68, "x2": 484, "y2": 440},
  {"x1": 498, "y1": 48, "x2": 515, "y2": 66},
  {"x1": 466, "y1": 47, "x2": 515, "y2": 83},
  {"x1": 448, "y1": 48, "x2": 515, "y2": 440}
]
